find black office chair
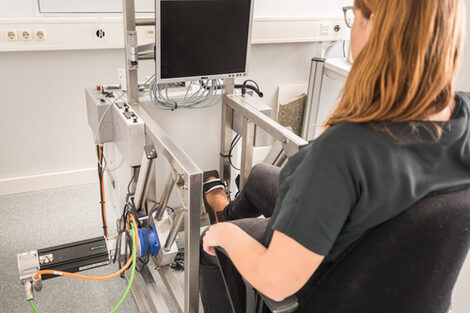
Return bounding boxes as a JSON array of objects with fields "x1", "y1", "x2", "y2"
[{"x1": 216, "y1": 184, "x2": 470, "y2": 313}]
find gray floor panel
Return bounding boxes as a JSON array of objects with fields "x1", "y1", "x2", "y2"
[{"x1": 0, "y1": 184, "x2": 188, "y2": 313}]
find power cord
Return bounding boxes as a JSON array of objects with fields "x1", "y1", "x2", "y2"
[
  {"x1": 238, "y1": 80, "x2": 263, "y2": 97},
  {"x1": 200, "y1": 79, "x2": 264, "y2": 98},
  {"x1": 97, "y1": 145, "x2": 109, "y2": 238},
  {"x1": 220, "y1": 134, "x2": 242, "y2": 171}
]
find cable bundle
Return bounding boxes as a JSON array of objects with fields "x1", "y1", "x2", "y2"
[{"x1": 149, "y1": 76, "x2": 223, "y2": 110}]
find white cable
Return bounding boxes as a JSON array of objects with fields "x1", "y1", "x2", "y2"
[
  {"x1": 94, "y1": 90, "x2": 128, "y2": 172},
  {"x1": 321, "y1": 41, "x2": 338, "y2": 59},
  {"x1": 149, "y1": 77, "x2": 222, "y2": 110},
  {"x1": 94, "y1": 91, "x2": 125, "y2": 146},
  {"x1": 103, "y1": 154, "x2": 126, "y2": 172}
]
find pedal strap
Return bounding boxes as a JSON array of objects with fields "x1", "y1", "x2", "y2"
[{"x1": 203, "y1": 178, "x2": 226, "y2": 194}]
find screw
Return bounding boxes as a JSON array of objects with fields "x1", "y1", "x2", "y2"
[{"x1": 334, "y1": 25, "x2": 341, "y2": 32}]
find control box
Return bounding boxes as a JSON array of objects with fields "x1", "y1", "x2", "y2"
[{"x1": 85, "y1": 87, "x2": 145, "y2": 166}]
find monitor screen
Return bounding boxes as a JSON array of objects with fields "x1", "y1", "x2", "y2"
[{"x1": 156, "y1": 0, "x2": 253, "y2": 83}]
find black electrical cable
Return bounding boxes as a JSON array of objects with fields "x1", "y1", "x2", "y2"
[
  {"x1": 115, "y1": 173, "x2": 178, "y2": 274},
  {"x1": 200, "y1": 79, "x2": 264, "y2": 98},
  {"x1": 127, "y1": 168, "x2": 138, "y2": 195},
  {"x1": 138, "y1": 201, "x2": 159, "y2": 269},
  {"x1": 239, "y1": 79, "x2": 264, "y2": 97},
  {"x1": 96, "y1": 145, "x2": 108, "y2": 237},
  {"x1": 229, "y1": 135, "x2": 241, "y2": 171}
]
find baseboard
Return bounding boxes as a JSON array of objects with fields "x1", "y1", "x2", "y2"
[{"x1": 0, "y1": 168, "x2": 98, "y2": 196}]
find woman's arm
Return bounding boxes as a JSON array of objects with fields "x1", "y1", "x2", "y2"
[{"x1": 203, "y1": 223, "x2": 324, "y2": 302}]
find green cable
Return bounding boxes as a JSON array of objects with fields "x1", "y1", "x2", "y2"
[
  {"x1": 27, "y1": 221, "x2": 137, "y2": 313},
  {"x1": 110, "y1": 221, "x2": 137, "y2": 313},
  {"x1": 29, "y1": 300, "x2": 39, "y2": 313}
]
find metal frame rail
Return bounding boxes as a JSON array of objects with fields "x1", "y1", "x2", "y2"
[
  {"x1": 136, "y1": 100, "x2": 202, "y2": 313},
  {"x1": 121, "y1": 0, "x2": 201, "y2": 311},
  {"x1": 220, "y1": 79, "x2": 308, "y2": 190},
  {"x1": 124, "y1": 102, "x2": 203, "y2": 313}
]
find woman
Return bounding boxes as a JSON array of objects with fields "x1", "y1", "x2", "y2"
[{"x1": 200, "y1": 0, "x2": 469, "y2": 312}]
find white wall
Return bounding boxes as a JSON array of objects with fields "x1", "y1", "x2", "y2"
[
  {"x1": 457, "y1": 0, "x2": 470, "y2": 92},
  {"x1": 0, "y1": 42, "x2": 332, "y2": 182},
  {"x1": 0, "y1": 49, "x2": 130, "y2": 179},
  {"x1": 0, "y1": 0, "x2": 36, "y2": 17},
  {"x1": 0, "y1": 0, "x2": 345, "y2": 17}
]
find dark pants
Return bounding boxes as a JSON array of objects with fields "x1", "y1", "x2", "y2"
[{"x1": 199, "y1": 163, "x2": 281, "y2": 313}]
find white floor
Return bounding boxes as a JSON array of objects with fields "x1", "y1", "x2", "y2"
[{"x1": 1, "y1": 183, "x2": 470, "y2": 312}]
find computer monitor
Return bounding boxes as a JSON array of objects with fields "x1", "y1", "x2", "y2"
[{"x1": 155, "y1": 0, "x2": 254, "y2": 83}]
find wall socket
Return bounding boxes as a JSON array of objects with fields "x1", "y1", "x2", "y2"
[
  {"x1": 3, "y1": 29, "x2": 47, "y2": 42},
  {"x1": 35, "y1": 30, "x2": 46, "y2": 41},
  {"x1": 320, "y1": 23, "x2": 332, "y2": 36},
  {"x1": 145, "y1": 28, "x2": 154, "y2": 38},
  {"x1": 5, "y1": 30, "x2": 17, "y2": 41},
  {"x1": 20, "y1": 30, "x2": 32, "y2": 41}
]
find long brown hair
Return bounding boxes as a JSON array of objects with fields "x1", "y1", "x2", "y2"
[{"x1": 325, "y1": 0, "x2": 466, "y2": 130}]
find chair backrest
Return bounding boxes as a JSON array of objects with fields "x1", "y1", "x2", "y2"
[{"x1": 298, "y1": 184, "x2": 470, "y2": 313}]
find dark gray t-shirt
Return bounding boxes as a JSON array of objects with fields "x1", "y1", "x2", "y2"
[{"x1": 264, "y1": 92, "x2": 470, "y2": 264}]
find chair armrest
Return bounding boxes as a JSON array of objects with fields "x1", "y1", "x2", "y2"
[{"x1": 214, "y1": 247, "x2": 299, "y2": 313}]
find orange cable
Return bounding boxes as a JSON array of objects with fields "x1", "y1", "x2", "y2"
[
  {"x1": 34, "y1": 215, "x2": 138, "y2": 280},
  {"x1": 98, "y1": 146, "x2": 109, "y2": 238}
]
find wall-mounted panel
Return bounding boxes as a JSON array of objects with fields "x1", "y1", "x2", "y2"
[
  {"x1": 38, "y1": 0, "x2": 154, "y2": 13},
  {"x1": 0, "y1": 17, "x2": 348, "y2": 52},
  {"x1": 37, "y1": 0, "x2": 346, "y2": 16}
]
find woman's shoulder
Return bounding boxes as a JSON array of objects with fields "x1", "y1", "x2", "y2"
[
  {"x1": 313, "y1": 122, "x2": 380, "y2": 149},
  {"x1": 456, "y1": 91, "x2": 470, "y2": 102},
  {"x1": 305, "y1": 122, "x2": 394, "y2": 168},
  {"x1": 456, "y1": 91, "x2": 470, "y2": 113}
]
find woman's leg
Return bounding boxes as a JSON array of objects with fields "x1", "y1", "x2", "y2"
[
  {"x1": 224, "y1": 163, "x2": 281, "y2": 219},
  {"x1": 199, "y1": 218, "x2": 270, "y2": 313},
  {"x1": 200, "y1": 164, "x2": 279, "y2": 312}
]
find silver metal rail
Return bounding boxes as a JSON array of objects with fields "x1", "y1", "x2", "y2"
[
  {"x1": 134, "y1": 101, "x2": 202, "y2": 313},
  {"x1": 139, "y1": 53, "x2": 155, "y2": 61},
  {"x1": 164, "y1": 209, "x2": 185, "y2": 252},
  {"x1": 123, "y1": 0, "x2": 139, "y2": 106},
  {"x1": 121, "y1": 1, "x2": 201, "y2": 311},
  {"x1": 156, "y1": 174, "x2": 176, "y2": 221},
  {"x1": 134, "y1": 145, "x2": 158, "y2": 210},
  {"x1": 302, "y1": 57, "x2": 325, "y2": 140},
  {"x1": 136, "y1": 18, "x2": 156, "y2": 26},
  {"x1": 220, "y1": 79, "x2": 308, "y2": 189}
]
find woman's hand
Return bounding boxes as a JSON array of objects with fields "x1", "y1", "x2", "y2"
[{"x1": 202, "y1": 223, "x2": 232, "y2": 256}]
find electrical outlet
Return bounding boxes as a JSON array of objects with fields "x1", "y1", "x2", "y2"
[
  {"x1": 20, "y1": 29, "x2": 32, "y2": 41},
  {"x1": 5, "y1": 30, "x2": 17, "y2": 41},
  {"x1": 145, "y1": 28, "x2": 155, "y2": 38},
  {"x1": 35, "y1": 30, "x2": 46, "y2": 41},
  {"x1": 96, "y1": 29, "x2": 106, "y2": 39},
  {"x1": 320, "y1": 23, "x2": 332, "y2": 36}
]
